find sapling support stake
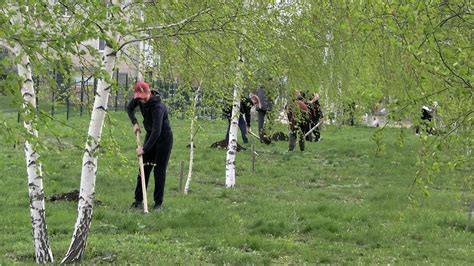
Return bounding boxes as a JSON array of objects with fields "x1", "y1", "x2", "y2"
[
  {"x1": 179, "y1": 160, "x2": 184, "y2": 193},
  {"x1": 136, "y1": 131, "x2": 149, "y2": 214},
  {"x1": 466, "y1": 197, "x2": 474, "y2": 231},
  {"x1": 251, "y1": 142, "x2": 256, "y2": 173}
]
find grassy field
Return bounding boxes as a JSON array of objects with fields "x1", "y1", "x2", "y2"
[{"x1": 0, "y1": 98, "x2": 472, "y2": 264}]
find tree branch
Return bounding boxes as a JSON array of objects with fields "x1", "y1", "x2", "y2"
[
  {"x1": 117, "y1": 26, "x2": 229, "y2": 52},
  {"x1": 424, "y1": 6, "x2": 472, "y2": 89},
  {"x1": 0, "y1": 38, "x2": 16, "y2": 54},
  {"x1": 58, "y1": 0, "x2": 106, "y2": 34},
  {"x1": 432, "y1": 33, "x2": 472, "y2": 89},
  {"x1": 138, "y1": 8, "x2": 211, "y2": 33},
  {"x1": 441, "y1": 110, "x2": 474, "y2": 141},
  {"x1": 117, "y1": 8, "x2": 212, "y2": 52}
]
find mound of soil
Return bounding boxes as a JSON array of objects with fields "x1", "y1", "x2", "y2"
[
  {"x1": 48, "y1": 190, "x2": 102, "y2": 205},
  {"x1": 271, "y1": 131, "x2": 288, "y2": 141},
  {"x1": 210, "y1": 139, "x2": 246, "y2": 151}
]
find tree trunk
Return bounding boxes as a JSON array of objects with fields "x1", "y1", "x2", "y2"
[
  {"x1": 184, "y1": 84, "x2": 201, "y2": 194},
  {"x1": 225, "y1": 86, "x2": 241, "y2": 188},
  {"x1": 17, "y1": 48, "x2": 54, "y2": 264},
  {"x1": 225, "y1": 26, "x2": 245, "y2": 188},
  {"x1": 7, "y1": 7, "x2": 54, "y2": 262},
  {"x1": 61, "y1": 17, "x2": 120, "y2": 263}
]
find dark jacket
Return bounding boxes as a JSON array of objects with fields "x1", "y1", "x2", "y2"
[
  {"x1": 127, "y1": 91, "x2": 172, "y2": 153},
  {"x1": 421, "y1": 106, "x2": 432, "y2": 121},
  {"x1": 255, "y1": 87, "x2": 272, "y2": 112},
  {"x1": 223, "y1": 98, "x2": 252, "y2": 127},
  {"x1": 308, "y1": 100, "x2": 323, "y2": 123}
]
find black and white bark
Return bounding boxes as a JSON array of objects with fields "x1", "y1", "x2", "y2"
[
  {"x1": 18, "y1": 49, "x2": 55, "y2": 264},
  {"x1": 225, "y1": 18, "x2": 246, "y2": 188},
  {"x1": 5, "y1": 6, "x2": 55, "y2": 263},
  {"x1": 225, "y1": 85, "x2": 241, "y2": 188},
  {"x1": 61, "y1": 1, "x2": 122, "y2": 263}
]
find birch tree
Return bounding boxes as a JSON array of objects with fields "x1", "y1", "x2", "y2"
[
  {"x1": 61, "y1": 0, "x2": 124, "y2": 262},
  {"x1": 184, "y1": 81, "x2": 201, "y2": 194},
  {"x1": 1, "y1": 5, "x2": 54, "y2": 263},
  {"x1": 225, "y1": 78, "x2": 242, "y2": 187},
  {"x1": 224, "y1": 0, "x2": 247, "y2": 188},
  {"x1": 62, "y1": 2, "x2": 234, "y2": 261},
  {"x1": 17, "y1": 45, "x2": 54, "y2": 264}
]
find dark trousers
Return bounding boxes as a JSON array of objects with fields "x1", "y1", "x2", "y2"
[
  {"x1": 226, "y1": 115, "x2": 248, "y2": 143},
  {"x1": 289, "y1": 125, "x2": 306, "y2": 151},
  {"x1": 134, "y1": 132, "x2": 173, "y2": 206},
  {"x1": 257, "y1": 110, "x2": 266, "y2": 140},
  {"x1": 415, "y1": 119, "x2": 433, "y2": 134}
]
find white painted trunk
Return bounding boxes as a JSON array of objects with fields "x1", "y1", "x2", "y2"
[
  {"x1": 225, "y1": 87, "x2": 241, "y2": 188},
  {"x1": 17, "y1": 49, "x2": 54, "y2": 264},
  {"x1": 61, "y1": 30, "x2": 119, "y2": 264},
  {"x1": 184, "y1": 86, "x2": 201, "y2": 194}
]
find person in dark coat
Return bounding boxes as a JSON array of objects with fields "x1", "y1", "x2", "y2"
[
  {"x1": 250, "y1": 86, "x2": 272, "y2": 144},
  {"x1": 307, "y1": 93, "x2": 324, "y2": 142},
  {"x1": 287, "y1": 91, "x2": 310, "y2": 151},
  {"x1": 415, "y1": 103, "x2": 436, "y2": 135},
  {"x1": 223, "y1": 97, "x2": 252, "y2": 144},
  {"x1": 127, "y1": 81, "x2": 173, "y2": 212}
]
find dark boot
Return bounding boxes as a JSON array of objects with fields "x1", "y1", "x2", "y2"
[{"x1": 130, "y1": 201, "x2": 143, "y2": 209}]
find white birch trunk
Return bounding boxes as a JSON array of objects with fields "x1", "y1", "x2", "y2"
[
  {"x1": 61, "y1": 7, "x2": 120, "y2": 262},
  {"x1": 225, "y1": 13, "x2": 245, "y2": 188},
  {"x1": 17, "y1": 48, "x2": 54, "y2": 264},
  {"x1": 225, "y1": 86, "x2": 241, "y2": 188},
  {"x1": 184, "y1": 85, "x2": 201, "y2": 194},
  {"x1": 7, "y1": 5, "x2": 54, "y2": 262}
]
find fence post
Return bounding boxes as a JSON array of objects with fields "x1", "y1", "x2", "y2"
[
  {"x1": 66, "y1": 76, "x2": 71, "y2": 120},
  {"x1": 124, "y1": 73, "x2": 128, "y2": 111},
  {"x1": 115, "y1": 68, "x2": 119, "y2": 112},
  {"x1": 80, "y1": 68, "x2": 84, "y2": 117},
  {"x1": 51, "y1": 69, "x2": 55, "y2": 117}
]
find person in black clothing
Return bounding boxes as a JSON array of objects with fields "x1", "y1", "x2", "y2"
[
  {"x1": 415, "y1": 104, "x2": 435, "y2": 135},
  {"x1": 249, "y1": 86, "x2": 272, "y2": 144},
  {"x1": 127, "y1": 81, "x2": 173, "y2": 212},
  {"x1": 224, "y1": 97, "x2": 252, "y2": 144},
  {"x1": 307, "y1": 93, "x2": 324, "y2": 142}
]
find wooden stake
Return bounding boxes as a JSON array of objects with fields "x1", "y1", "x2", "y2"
[
  {"x1": 179, "y1": 160, "x2": 184, "y2": 193},
  {"x1": 136, "y1": 132, "x2": 149, "y2": 214},
  {"x1": 252, "y1": 143, "x2": 256, "y2": 173},
  {"x1": 466, "y1": 197, "x2": 474, "y2": 231}
]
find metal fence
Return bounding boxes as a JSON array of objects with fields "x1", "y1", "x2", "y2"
[{"x1": 29, "y1": 68, "x2": 220, "y2": 120}]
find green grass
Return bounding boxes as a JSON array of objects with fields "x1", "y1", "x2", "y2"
[{"x1": 0, "y1": 97, "x2": 472, "y2": 264}]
